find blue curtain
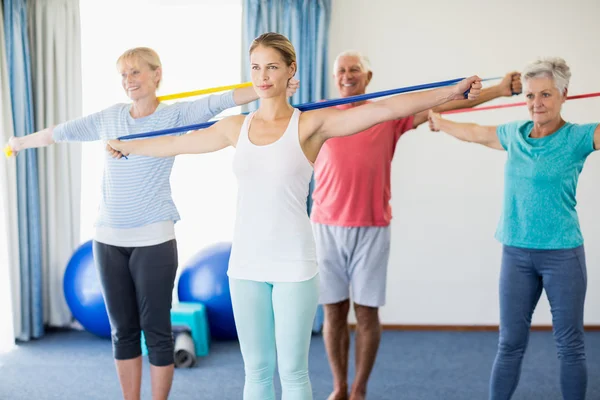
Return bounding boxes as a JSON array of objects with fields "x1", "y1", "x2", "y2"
[
  {"x1": 4, "y1": 0, "x2": 44, "y2": 341},
  {"x1": 242, "y1": 0, "x2": 331, "y2": 110},
  {"x1": 243, "y1": 0, "x2": 330, "y2": 334}
]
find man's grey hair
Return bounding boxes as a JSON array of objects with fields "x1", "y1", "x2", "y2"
[{"x1": 332, "y1": 50, "x2": 372, "y2": 74}]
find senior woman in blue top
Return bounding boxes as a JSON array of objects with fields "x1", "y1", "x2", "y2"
[{"x1": 428, "y1": 57, "x2": 598, "y2": 400}]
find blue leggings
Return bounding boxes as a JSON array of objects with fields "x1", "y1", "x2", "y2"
[
  {"x1": 490, "y1": 245, "x2": 588, "y2": 400},
  {"x1": 229, "y1": 275, "x2": 319, "y2": 400}
]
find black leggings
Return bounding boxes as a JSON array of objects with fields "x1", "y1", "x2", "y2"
[{"x1": 93, "y1": 239, "x2": 178, "y2": 366}]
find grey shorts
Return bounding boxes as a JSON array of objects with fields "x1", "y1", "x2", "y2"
[{"x1": 313, "y1": 223, "x2": 391, "y2": 307}]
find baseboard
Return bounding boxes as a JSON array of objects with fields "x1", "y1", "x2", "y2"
[{"x1": 347, "y1": 324, "x2": 600, "y2": 332}]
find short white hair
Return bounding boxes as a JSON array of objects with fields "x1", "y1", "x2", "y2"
[
  {"x1": 522, "y1": 57, "x2": 571, "y2": 94},
  {"x1": 332, "y1": 50, "x2": 371, "y2": 74}
]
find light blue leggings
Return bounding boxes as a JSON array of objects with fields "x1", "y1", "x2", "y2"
[{"x1": 229, "y1": 275, "x2": 319, "y2": 400}]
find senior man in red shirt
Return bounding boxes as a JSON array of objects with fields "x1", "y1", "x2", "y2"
[{"x1": 312, "y1": 50, "x2": 521, "y2": 400}]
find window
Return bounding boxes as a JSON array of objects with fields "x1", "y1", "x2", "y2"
[{"x1": 79, "y1": 0, "x2": 243, "y2": 265}]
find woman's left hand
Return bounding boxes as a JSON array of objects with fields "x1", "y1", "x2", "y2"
[
  {"x1": 453, "y1": 76, "x2": 482, "y2": 101},
  {"x1": 106, "y1": 140, "x2": 128, "y2": 159},
  {"x1": 286, "y1": 78, "x2": 300, "y2": 98}
]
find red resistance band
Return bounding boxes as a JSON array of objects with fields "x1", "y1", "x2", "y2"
[{"x1": 442, "y1": 92, "x2": 600, "y2": 115}]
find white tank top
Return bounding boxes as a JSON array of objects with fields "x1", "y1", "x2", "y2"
[{"x1": 228, "y1": 108, "x2": 318, "y2": 282}]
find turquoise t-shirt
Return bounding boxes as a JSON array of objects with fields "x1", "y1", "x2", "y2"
[{"x1": 495, "y1": 121, "x2": 597, "y2": 249}]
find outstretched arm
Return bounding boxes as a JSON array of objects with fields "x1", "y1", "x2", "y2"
[
  {"x1": 5, "y1": 128, "x2": 55, "y2": 156},
  {"x1": 309, "y1": 76, "x2": 482, "y2": 141},
  {"x1": 6, "y1": 110, "x2": 103, "y2": 157},
  {"x1": 428, "y1": 110, "x2": 503, "y2": 150},
  {"x1": 107, "y1": 115, "x2": 243, "y2": 158},
  {"x1": 412, "y1": 72, "x2": 522, "y2": 128}
]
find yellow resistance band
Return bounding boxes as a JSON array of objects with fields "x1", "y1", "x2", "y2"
[{"x1": 157, "y1": 82, "x2": 253, "y2": 101}]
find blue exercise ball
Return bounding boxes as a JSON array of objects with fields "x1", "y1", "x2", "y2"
[
  {"x1": 63, "y1": 240, "x2": 111, "y2": 339},
  {"x1": 178, "y1": 242, "x2": 237, "y2": 341}
]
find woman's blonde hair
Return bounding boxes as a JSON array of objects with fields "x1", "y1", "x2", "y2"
[
  {"x1": 116, "y1": 47, "x2": 162, "y2": 88},
  {"x1": 249, "y1": 32, "x2": 297, "y2": 69}
]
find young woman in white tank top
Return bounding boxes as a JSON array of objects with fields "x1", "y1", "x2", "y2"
[{"x1": 109, "y1": 32, "x2": 482, "y2": 400}]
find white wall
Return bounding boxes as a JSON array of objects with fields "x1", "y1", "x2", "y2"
[{"x1": 329, "y1": 0, "x2": 600, "y2": 325}]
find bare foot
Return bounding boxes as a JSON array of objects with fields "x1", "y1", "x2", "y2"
[
  {"x1": 327, "y1": 389, "x2": 349, "y2": 400},
  {"x1": 349, "y1": 389, "x2": 366, "y2": 400}
]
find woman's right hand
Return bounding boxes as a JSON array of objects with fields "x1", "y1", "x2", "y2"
[
  {"x1": 5, "y1": 137, "x2": 21, "y2": 157},
  {"x1": 428, "y1": 110, "x2": 443, "y2": 132}
]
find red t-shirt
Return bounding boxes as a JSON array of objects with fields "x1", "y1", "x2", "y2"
[{"x1": 311, "y1": 103, "x2": 414, "y2": 227}]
